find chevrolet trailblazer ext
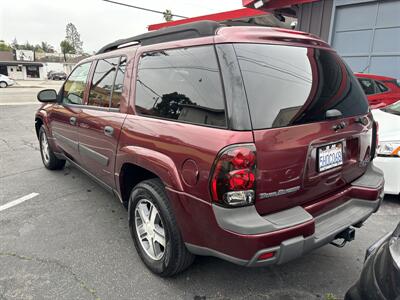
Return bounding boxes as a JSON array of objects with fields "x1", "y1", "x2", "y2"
[{"x1": 35, "y1": 21, "x2": 384, "y2": 276}]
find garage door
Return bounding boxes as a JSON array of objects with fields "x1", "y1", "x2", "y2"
[{"x1": 331, "y1": 0, "x2": 400, "y2": 79}]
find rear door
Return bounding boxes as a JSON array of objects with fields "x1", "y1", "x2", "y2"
[
  {"x1": 48, "y1": 62, "x2": 91, "y2": 161},
  {"x1": 78, "y1": 56, "x2": 128, "y2": 188},
  {"x1": 234, "y1": 44, "x2": 372, "y2": 215}
]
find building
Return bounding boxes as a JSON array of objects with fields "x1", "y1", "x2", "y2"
[
  {"x1": 246, "y1": 0, "x2": 400, "y2": 79},
  {"x1": 0, "y1": 60, "x2": 44, "y2": 80},
  {"x1": 0, "y1": 50, "x2": 87, "y2": 80},
  {"x1": 149, "y1": 0, "x2": 400, "y2": 79}
]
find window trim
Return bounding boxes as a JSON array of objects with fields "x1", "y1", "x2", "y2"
[{"x1": 133, "y1": 44, "x2": 229, "y2": 129}]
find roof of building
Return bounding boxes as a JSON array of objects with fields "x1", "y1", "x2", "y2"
[{"x1": 0, "y1": 61, "x2": 44, "y2": 67}]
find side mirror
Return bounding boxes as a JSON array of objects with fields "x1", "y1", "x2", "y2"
[{"x1": 37, "y1": 89, "x2": 57, "y2": 103}]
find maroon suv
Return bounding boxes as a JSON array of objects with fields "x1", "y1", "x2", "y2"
[{"x1": 35, "y1": 21, "x2": 384, "y2": 276}]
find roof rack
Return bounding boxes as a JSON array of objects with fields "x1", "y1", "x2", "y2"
[{"x1": 97, "y1": 20, "x2": 221, "y2": 54}]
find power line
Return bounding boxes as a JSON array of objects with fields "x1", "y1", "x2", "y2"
[{"x1": 102, "y1": 0, "x2": 188, "y2": 19}]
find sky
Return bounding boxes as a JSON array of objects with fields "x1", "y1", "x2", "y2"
[{"x1": 0, "y1": 0, "x2": 241, "y2": 53}]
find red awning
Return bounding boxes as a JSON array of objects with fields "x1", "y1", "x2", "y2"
[{"x1": 148, "y1": 8, "x2": 267, "y2": 31}]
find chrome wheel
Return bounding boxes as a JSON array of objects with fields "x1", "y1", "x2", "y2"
[
  {"x1": 135, "y1": 199, "x2": 166, "y2": 260},
  {"x1": 0, "y1": 82, "x2": 7, "y2": 88},
  {"x1": 41, "y1": 131, "x2": 50, "y2": 164}
]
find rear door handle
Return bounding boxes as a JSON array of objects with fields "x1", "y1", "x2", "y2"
[
  {"x1": 69, "y1": 116, "x2": 77, "y2": 126},
  {"x1": 104, "y1": 126, "x2": 114, "y2": 137}
]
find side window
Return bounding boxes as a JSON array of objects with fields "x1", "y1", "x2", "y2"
[
  {"x1": 88, "y1": 57, "x2": 119, "y2": 107},
  {"x1": 63, "y1": 63, "x2": 91, "y2": 104},
  {"x1": 135, "y1": 46, "x2": 226, "y2": 127},
  {"x1": 111, "y1": 57, "x2": 126, "y2": 109},
  {"x1": 375, "y1": 81, "x2": 389, "y2": 93},
  {"x1": 358, "y1": 78, "x2": 376, "y2": 95}
]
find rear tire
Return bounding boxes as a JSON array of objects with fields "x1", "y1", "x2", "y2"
[
  {"x1": 128, "y1": 179, "x2": 194, "y2": 277},
  {"x1": 39, "y1": 126, "x2": 66, "y2": 170}
]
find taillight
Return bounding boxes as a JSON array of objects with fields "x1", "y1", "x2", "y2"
[{"x1": 210, "y1": 144, "x2": 256, "y2": 207}]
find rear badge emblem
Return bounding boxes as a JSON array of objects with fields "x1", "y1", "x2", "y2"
[{"x1": 259, "y1": 186, "x2": 300, "y2": 199}]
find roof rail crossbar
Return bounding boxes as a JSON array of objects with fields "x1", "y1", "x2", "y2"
[{"x1": 97, "y1": 20, "x2": 221, "y2": 54}]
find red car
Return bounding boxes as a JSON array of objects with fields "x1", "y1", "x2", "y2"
[
  {"x1": 35, "y1": 21, "x2": 384, "y2": 276},
  {"x1": 355, "y1": 73, "x2": 400, "y2": 109}
]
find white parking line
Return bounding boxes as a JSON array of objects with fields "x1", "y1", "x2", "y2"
[
  {"x1": 0, "y1": 102, "x2": 39, "y2": 106},
  {"x1": 0, "y1": 193, "x2": 39, "y2": 212}
]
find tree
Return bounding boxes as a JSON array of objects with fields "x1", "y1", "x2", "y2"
[
  {"x1": 11, "y1": 38, "x2": 19, "y2": 50},
  {"x1": 65, "y1": 23, "x2": 83, "y2": 54},
  {"x1": 153, "y1": 92, "x2": 194, "y2": 119},
  {"x1": 22, "y1": 41, "x2": 35, "y2": 51},
  {"x1": 41, "y1": 41, "x2": 55, "y2": 53},
  {"x1": 0, "y1": 40, "x2": 12, "y2": 51},
  {"x1": 163, "y1": 9, "x2": 173, "y2": 22},
  {"x1": 60, "y1": 40, "x2": 75, "y2": 62}
]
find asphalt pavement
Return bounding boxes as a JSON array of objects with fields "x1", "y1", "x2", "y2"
[{"x1": 0, "y1": 85, "x2": 399, "y2": 300}]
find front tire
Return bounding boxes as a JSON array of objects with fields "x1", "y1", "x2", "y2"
[
  {"x1": 0, "y1": 81, "x2": 7, "y2": 88},
  {"x1": 128, "y1": 179, "x2": 194, "y2": 277},
  {"x1": 39, "y1": 126, "x2": 66, "y2": 170}
]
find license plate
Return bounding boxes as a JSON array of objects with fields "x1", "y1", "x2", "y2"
[{"x1": 318, "y1": 142, "x2": 343, "y2": 172}]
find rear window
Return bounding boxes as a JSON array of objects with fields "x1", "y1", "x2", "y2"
[
  {"x1": 358, "y1": 78, "x2": 376, "y2": 95},
  {"x1": 235, "y1": 44, "x2": 369, "y2": 129},
  {"x1": 375, "y1": 81, "x2": 389, "y2": 93}
]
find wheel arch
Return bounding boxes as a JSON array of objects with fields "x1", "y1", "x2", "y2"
[
  {"x1": 35, "y1": 117, "x2": 44, "y2": 139},
  {"x1": 117, "y1": 145, "x2": 184, "y2": 206}
]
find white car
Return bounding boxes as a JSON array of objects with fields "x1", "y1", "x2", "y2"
[
  {"x1": 372, "y1": 101, "x2": 400, "y2": 196},
  {"x1": 0, "y1": 74, "x2": 15, "y2": 88}
]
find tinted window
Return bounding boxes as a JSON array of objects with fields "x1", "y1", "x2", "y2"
[
  {"x1": 358, "y1": 78, "x2": 376, "y2": 95},
  {"x1": 111, "y1": 57, "x2": 126, "y2": 108},
  {"x1": 375, "y1": 81, "x2": 389, "y2": 93},
  {"x1": 135, "y1": 46, "x2": 226, "y2": 127},
  {"x1": 63, "y1": 63, "x2": 91, "y2": 105},
  {"x1": 88, "y1": 57, "x2": 119, "y2": 107},
  {"x1": 235, "y1": 44, "x2": 369, "y2": 129}
]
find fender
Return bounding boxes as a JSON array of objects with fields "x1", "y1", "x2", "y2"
[
  {"x1": 35, "y1": 106, "x2": 61, "y2": 153},
  {"x1": 116, "y1": 145, "x2": 184, "y2": 192}
]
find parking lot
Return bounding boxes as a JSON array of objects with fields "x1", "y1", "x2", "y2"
[{"x1": 0, "y1": 84, "x2": 399, "y2": 300}]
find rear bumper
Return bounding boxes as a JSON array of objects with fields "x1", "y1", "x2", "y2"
[
  {"x1": 169, "y1": 164, "x2": 384, "y2": 266},
  {"x1": 373, "y1": 157, "x2": 400, "y2": 195}
]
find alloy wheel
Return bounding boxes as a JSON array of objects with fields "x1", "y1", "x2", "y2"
[
  {"x1": 134, "y1": 199, "x2": 166, "y2": 260},
  {"x1": 41, "y1": 131, "x2": 50, "y2": 164}
]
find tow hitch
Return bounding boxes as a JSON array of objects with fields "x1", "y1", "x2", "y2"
[{"x1": 330, "y1": 227, "x2": 356, "y2": 248}]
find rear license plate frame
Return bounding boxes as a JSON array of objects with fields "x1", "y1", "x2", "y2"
[{"x1": 317, "y1": 142, "x2": 344, "y2": 172}]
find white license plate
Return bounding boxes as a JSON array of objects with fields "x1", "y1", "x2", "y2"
[{"x1": 318, "y1": 142, "x2": 343, "y2": 172}]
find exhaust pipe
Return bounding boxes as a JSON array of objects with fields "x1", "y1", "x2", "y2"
[{"x1": 330, "y1": 227, "x2": 355, "y2": 248}]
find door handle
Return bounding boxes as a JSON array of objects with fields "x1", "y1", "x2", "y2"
[
  {"x1": 69, "y1": 116, "x2": 77, "y2": 126},
  {"x1": 104, "y1": 126, "x2": 114, "y2": 137}
]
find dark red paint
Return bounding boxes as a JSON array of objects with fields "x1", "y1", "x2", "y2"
[{"x1": 35, "y1": 26, "x2": 383, "y2": 262}]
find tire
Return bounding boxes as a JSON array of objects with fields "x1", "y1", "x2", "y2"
[
  {"x1": 39, "y1": 126, "x2": 66, "y2": 170},
  {"x1": 0, "y1": 81, "x2": 7, "y2": 88},
  {"x1": 128, "y1": 179, "x2": 194, "y2": 277}
]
